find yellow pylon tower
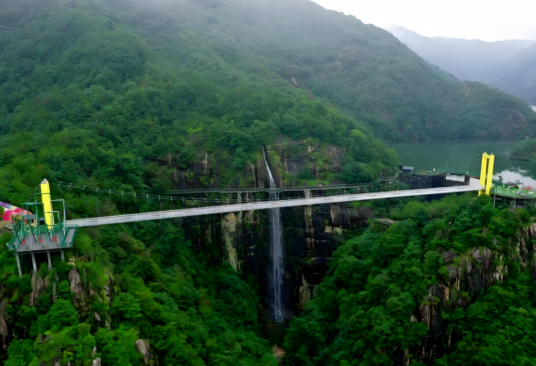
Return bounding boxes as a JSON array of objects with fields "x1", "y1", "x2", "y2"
[
  {"x1": 479, "y1": 153, "x2": 495, "y2": 196},
  {"x1": 41, "y1": 179, "x2": 54, "y2": 229}
]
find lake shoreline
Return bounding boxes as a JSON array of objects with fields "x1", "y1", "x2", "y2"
[
  {"x1": 392, "y1": 139, "x2": 536, "y2": 186},
  {"x1": 509, "y1": 156, "x2": 532, "y2": 162}
]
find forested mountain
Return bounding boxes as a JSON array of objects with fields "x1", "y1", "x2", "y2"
[
  {"x1": 0, "y1": 0, "x2": 536, "y2": 365},
  {"x1": 390, "y1": 25, "x2": 536, "y2": 105},
  {"x1": 0, "y1": 0, "x2": 402, "y2": 199},
  {"x1": 286, "y1": 194, "x2": 536, "y2": 365},
  {"x1": 1, "y1": 0, "x2": 532, "y2": 202},
  {"x1": 125, "y1": 0, "x2": 535, "y2": 142}
]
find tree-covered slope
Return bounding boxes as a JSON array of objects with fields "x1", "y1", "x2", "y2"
[
  {"x1": 0, "y1": 0, "x2": 402, "y2": 202},
  {"x1": 0, "y1": 221, "x2": 278, "y2": 365},
  {"x1": 138, "y1": 0, "x2": 535, "y2": 141},
  {"x1": 0, "y1": 0, "x2": 534, "y2": 201},
  {"x1": 0, "y1": 1, "x2": 398, "y2": 364},
  {"x1": 284, "y1": 194, "x2": 536, "y2": 365}
]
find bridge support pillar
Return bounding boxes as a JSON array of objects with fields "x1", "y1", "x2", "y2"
[
  {"x1": 61, "y1": 249, "x2": 65, "y2": 261},
  {"x1": 15, "y1": 253, "x2": 22, "y2": 276},
  {"x1": 31, "y1": 252, "x2": 37, "y2": 272},
  {"x1": 47, "y1": 251, "x2": 53, "y2": 271},
  {"x1": 479, "y1": 153, "x2": 495, "y2": 196}
]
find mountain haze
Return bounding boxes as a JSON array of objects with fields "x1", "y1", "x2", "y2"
[
  {"x1": 492, "y1": 43, "x2": 536, "y2": 104},
  {"x1": 390, "y1": 25, "x2": 536, "y2": 104},
  {"x1": 389, "y1": 25, "x2": 534, "y2": 83}
]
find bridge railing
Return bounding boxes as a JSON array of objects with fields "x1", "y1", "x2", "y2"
[{"x1": 65, "y1": 182, "x2": 484, "y2": 228}]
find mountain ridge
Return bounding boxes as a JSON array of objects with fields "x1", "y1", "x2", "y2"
[
  {"x1": 0, "y1": 1, "x2": 536, "y2": 365},
  {"x1": 389, "y1": 25, "x2": 536, "y2": 104}
]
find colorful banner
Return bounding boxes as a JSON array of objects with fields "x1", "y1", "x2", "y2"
[{"x1": 0, "y1": 202, "x2": 29, "y2": 221}]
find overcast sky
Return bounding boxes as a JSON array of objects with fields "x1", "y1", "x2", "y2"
[{"x1": 312, "y1": 0, "x2": 536, "y2": 42}]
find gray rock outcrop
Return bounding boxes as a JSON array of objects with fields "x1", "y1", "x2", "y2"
[
  {"x1": 69, "y1": 267, "x2": 84, "y2": 305},
  {"x1": 30, "y1": 271, "x2": 46, "y2": 307},
  {"x1": 0, "y1": 300, "x2": 7, "y2": 350},
  {"x1": 136, "y1": 339, "x2": 153, "y2": 366}
]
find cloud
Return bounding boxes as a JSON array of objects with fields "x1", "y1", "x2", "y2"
[{"x1": 312, "y1": 0, "x2": 536, "y2": 41}]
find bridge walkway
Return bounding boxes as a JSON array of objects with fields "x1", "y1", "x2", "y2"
[{"x1": 66, "y1": 179, "x2": 484, "y2": 228}]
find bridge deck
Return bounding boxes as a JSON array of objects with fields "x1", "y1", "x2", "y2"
[{"x1": 66, "y1": 180, "x2": 484, "y2": 228}]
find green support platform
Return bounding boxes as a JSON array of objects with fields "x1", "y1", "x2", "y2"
[{"x1": 7, "y1": 196, "x2": 77, "y2": 276}]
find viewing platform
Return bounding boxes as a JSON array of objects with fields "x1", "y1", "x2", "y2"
[
  {"x1": 6, "y1": 180, "x2": 78, "y2": 276},
  {"x1": 9, "y1": 222, "x2": 77, "y2": 254}
]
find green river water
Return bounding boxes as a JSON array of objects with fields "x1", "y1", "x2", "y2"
[{"x1": 391, "y1": 140, "x2": 536, "y2": 186}]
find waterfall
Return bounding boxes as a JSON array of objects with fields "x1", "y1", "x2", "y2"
[{"x1": 263, "y1": 147, "x2": 284, "y2": 322}]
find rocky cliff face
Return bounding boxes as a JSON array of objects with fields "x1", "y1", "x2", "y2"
[
  {"x1": 188, "y1": 199, "x2": 374, "y2": 318},
  {"x1": 396, "y1": 220, "x2": 536, "y2": 365},
  {"x1": 167, "y1": 139, "x2": 346, "y2": 190},
  {"x1": 176, "y1": 142, "x2": 373, "y2": 318}
]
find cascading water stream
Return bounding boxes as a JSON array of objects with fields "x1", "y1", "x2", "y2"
[{"x1": 263, "y1": 147, "x2": 284, "y2": 322}]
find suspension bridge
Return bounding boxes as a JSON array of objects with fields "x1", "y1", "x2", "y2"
[
  {"x1": 6, "y1": 153, "x2": 495, "y2": 275},
  {"x1": 65, "y1": 177, "x2": 485, "y2": 228}
]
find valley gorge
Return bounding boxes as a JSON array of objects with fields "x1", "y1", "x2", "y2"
[
  {"x1": 0, "y1": 0, "x2": 536, "y2": 365},
  {"x1": 177, "y1": 144, "x2": 373, "y2": 323}
]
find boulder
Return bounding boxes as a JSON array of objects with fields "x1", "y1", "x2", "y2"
[
  {"x1": 102, "y1": 285, "x2": 112, "y2": 304},
  {"x1": 0, "y1": 301, "x2": 7, "y2": 350},
  {"x1": 136, "y1": 339, "x2": 152, "y2": 366},
  {"x1": 297, "y1": 275, "x2": 313, "y2": 310},
  {"x1": 94, "y1": 312, "x2": 102, "y2": 326},
  {"x1": 0, "y1": 221, "x2": 13, "y2": 234},
  {"x1": 272, "y1": 344, "x2": 286, "y2": 365},
  {"x1": 30, "y1": 271, "x2": 46, "y2": 307},
  {"x1": 440, "y1": 250, "x2": 457, "y2": 263},
  {"x1": 104, "y1": 270, "x2": 114, "y2": 303},
  {"x1": 525, "y1": 222, "x2": 536, "y2": 240},
  {"x1": 69, "y1": 267, "x2": 84, "y2": 299}
]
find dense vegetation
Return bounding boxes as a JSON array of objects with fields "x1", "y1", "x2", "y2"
[
  {"x1": 0, "y1": 0, "x2": 535, "y2": 365},
  {"x1": 160, "y1": 0, "x2": 535, "y2": 141},
  {"x1": 3, "y1": 192, "x2": 536, "y2": 365},
  {"x1": 0, "y1": 0, "x2": 400, "y2": 199},
  {"x1": 0, "y1": 220, "x2": 278, "y2": 365},
  {"x1": 0, "y1": 0, "x2": 534, "y2": 204},
  {"x1": 285, "y1": 194, "x2": 536, "y2": 365}
]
